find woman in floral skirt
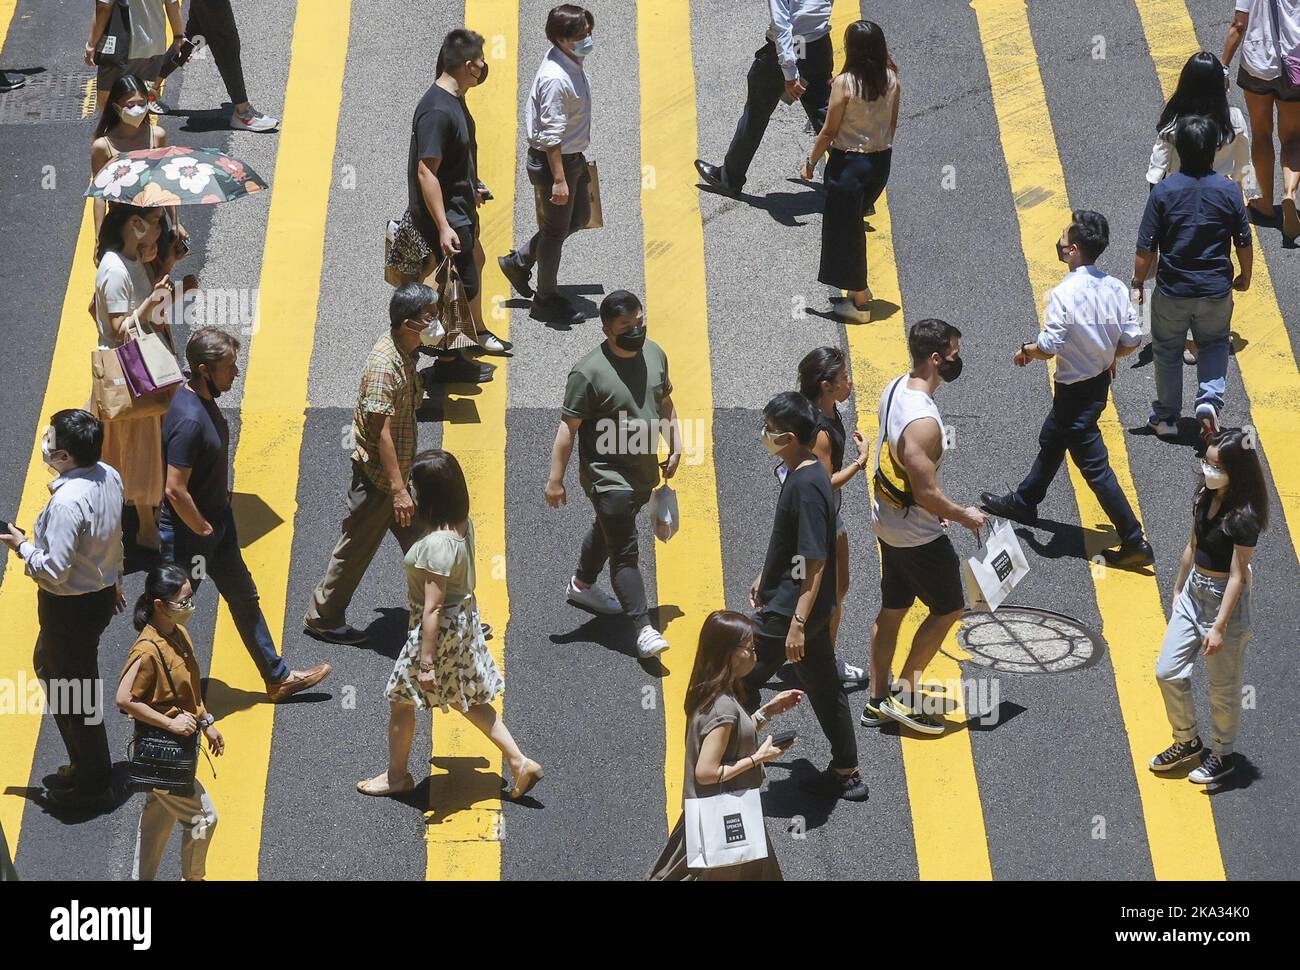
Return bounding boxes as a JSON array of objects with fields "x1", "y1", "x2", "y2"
[{"x1": 357, "y1": 449, "x2": 543, "y2": 800}]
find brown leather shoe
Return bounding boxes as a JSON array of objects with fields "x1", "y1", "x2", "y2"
[{"x1": 266, "y1": 663, "x2": 332, "y2": 703}]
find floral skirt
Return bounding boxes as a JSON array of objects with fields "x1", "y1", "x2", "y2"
[{"x1": 384, "y1": 602, "x2": 502, "y2": 713}]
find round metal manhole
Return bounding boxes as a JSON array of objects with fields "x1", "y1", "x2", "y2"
[{"x1": 943, "y1": 606, "x2": 1104, "y2": 675}]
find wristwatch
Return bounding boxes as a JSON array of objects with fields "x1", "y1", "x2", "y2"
[{"x1": 793, "y1": 612, "x2": 808, "y2": 626}]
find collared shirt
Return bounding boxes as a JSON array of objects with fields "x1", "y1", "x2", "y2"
[
  {"x1": 767, "y1": 0, "x2": 833, "y2": 80},
  {"x1": 351, "y1": 331, "x2": 421, "y2": 493},
  {"x1": 121, "y1": 623, "x2": 208, "y2": 721},
  {"x1": 19, "y1": 462, "x2": 123, "y2": 596},
  {"x1": 1038, "y1": 266, "x2": 1145, "y2": 385},
  {"x1": 1136, "y1": 171, "x2": 1251, "y2": 299},
  {"x1": 526, "y1": 46, "x2": 592, "y2": 154}
]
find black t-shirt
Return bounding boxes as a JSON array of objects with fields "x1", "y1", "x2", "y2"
[
  {"x1": 407, "y1": 81, "x2": 477, "y2": 238},
  {"x1": 162, "y1": 386, "x2": 230, "y2": 523},
  {"x1": 1193, "y1": 489, "x2": 1260, "y2": 572},
  {"x1": 758, "y1": 461, "x2": 838, "y2": 623}
]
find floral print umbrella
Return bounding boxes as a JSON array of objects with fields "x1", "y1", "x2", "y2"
[{"x1": 85, "y1": 145, "x2": 268, "y2": 206}]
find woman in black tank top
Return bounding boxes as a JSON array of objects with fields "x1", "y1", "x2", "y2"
[{"x1": 1150, "y1": 429, "x2": 1267, "y2": 786}]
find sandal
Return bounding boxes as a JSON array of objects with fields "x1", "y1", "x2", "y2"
[
  {"x1": 508, "y1": 759, "x2": 544, "y2": 800},
  {"x1": 356, "y1": 771, "x2": 415, "y2": 797}
]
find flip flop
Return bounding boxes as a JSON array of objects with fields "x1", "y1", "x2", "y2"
[
  {"x1": 508, "y1": 759, "x2": 544, "y2": 800},
  {"x1": 356, "y1": 771, "x2": 415, "y2": 797},
  {"x1": 1282, "y1": 198, "x2": 1300, "y2": 240}
]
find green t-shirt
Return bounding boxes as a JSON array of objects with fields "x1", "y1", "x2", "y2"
[
  {"x1": 562, "y1": 340, "x2": 672, "y2": 497},
  {"x1": 404, "y1": 519, "x2": 476, "y2": 629}
]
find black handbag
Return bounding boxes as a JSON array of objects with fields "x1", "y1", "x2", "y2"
[
  {"x1": 126, "y1": 637, "x2": 212, "y2": 796},
  {"x1": 94, "y1": 0, "x2": 132, "y2": 68}
]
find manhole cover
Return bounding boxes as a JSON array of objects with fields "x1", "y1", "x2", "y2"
[
  {"x1": 944, "y1": 606, "x2": 1103, "y2": 675},
  {"x1": 0, "y1": 72, "x2": 97, "y2": 124}
]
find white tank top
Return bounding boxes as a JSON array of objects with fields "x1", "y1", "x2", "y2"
[
  {"x1": 871, "y1": 375, "x2": 947, "y2": 548},
  {"x1": 832, "y1": 69, "x2": 898, "y2": 154}
]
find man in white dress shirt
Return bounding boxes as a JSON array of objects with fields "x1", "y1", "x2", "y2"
[
  {"x1": 1, "y1": 409, "x2": 125, "y2": 809},
  {"x1": 981, "y1": 210, "x2": 1155, "y2": 568},
  {"x1": 499, "y1": 5, "x2": 594, "y2": 327}
]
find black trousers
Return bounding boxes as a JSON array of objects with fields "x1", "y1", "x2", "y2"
[
  {"x1": 818, "y1": 148, "x2": 892, "y2": 292},
  {"x1": 742, "y1": 611, "x2": 857, "y2": 771},
  {"x1": 512, "y1": 149, "x2": 591, "y2": 299},
  {"x1": 33, "y1": 586, "x2": 116, "y2": 792},
  {"x1": 722, "y1": 35, "x2": 833, "y2": 191},
  {"x1": 1015, "y1": 370, "x2": 1143, "y2": 545},
  {"x1": 576, "y1": 489, "x2": 651, "y2": 629},
  {"x1": 187, "y1": 0, "x2": 248, "y2": 105}
]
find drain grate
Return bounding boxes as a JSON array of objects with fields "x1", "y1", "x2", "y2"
[
  {"x1": 0, "y1": 72, "x2": 97, "y2": 124},
  {"x1": 946, "y1": 606, "x2": 1104, "y2": 675}
]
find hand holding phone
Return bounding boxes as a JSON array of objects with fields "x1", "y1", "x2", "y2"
[{"x1": 771, "y1": 729, "x2": 797, "y2": 750}]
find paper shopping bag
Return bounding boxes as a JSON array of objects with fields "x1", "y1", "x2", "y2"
[
  {"x1": 683, "y1": 787, "x2": 768, "y2": 870},
  {"x1": 649, "y1": 483, "x2": 679, "y2": 542},
  {"x1": 962, "y1": 518, "x2": 1030, "y2": 612},
  {"x1": 431, "y1": 256, "x2": 480, "y2": 351},
  {"x1": 532, "y1": 160, "x2": 603, "y2": 231},
  {"x1": 118, "y1": 327, "x2": 183, "y2": 397}
]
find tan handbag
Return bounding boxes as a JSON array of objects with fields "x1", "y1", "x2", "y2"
[
  {"x1": 431, "y1": 256, "x2": 480, "y2": 351},
  {"x1": 533, "y1": 160, "x2": 603, "y2": 230}
]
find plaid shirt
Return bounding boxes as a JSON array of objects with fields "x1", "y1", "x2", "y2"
[{"x1": 352, "y1": 331, "x2": 420, "y2": 493}]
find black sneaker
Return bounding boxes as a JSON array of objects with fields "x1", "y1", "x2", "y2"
[
  {"x1": 979, "y1": 490, "x2": 1038, "y2": 527},
  {"x1": 693, "y1": 159, "x2": 739, "y2": 197},
  {"x1": 0, "y1": 71, "x2": 27, "y2": 93},
  {"x1": 1101, "y1": 539, "x2": 1155, "y2": 569},
  {"x1": 1188, "y1": 752, "x2": 1235, "y2": 785},
  {"x1": 45, "y1": 785, "x2": 114, "y2": 811},
  {"x1": 803, "y1": 765, "x2": 869, "y2": 802},
  {"x1": 1148, "y1": 736, "x2": 1204, "y2": 772},
  {"x1": 42, "y1": 764, "x2": 77, "y2": 791},
  {"x1": 530, "y1": 294, "x2": 584, "y2": 326},
  {"x1": 497, "y1": 254, "x2": 534, "y2": 298}
]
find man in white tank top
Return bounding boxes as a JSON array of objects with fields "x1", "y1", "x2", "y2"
[{"x1": 864, "y1": 320, "x2": 987, "y2": 736}]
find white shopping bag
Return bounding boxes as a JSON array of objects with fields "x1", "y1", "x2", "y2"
[
  {"x1": 962, "y1": 518, "x2": 1030, "y2": 612},
  {"x1": 683, "y1": 787, "x2": 768, "y2": 870},
  {"x1": 649, "y1": 483, "x2": 679, "y2": 542}
]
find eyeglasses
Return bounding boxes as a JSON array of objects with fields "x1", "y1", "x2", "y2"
[{"x1": 167, "y1": 597, "x2": 194, "y2": 611}]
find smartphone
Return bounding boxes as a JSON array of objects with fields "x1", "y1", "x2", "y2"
[
  {"x1": 175, "y1": 235, "x2": 191, "y2": 258},
  {"x1": 772, "y1": 729, "x2": 797, "y2": 750}
]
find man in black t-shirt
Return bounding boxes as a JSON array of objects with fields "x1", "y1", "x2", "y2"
[
  {"x1": 386, "y1": 28, "x2": 511, "y2": 363},
  {"x1": 744, "y1": 392, "x2": 866, "y2": 802},
  {"x1": 160, "y1": 328, "x2": 330, "y2": 703}
]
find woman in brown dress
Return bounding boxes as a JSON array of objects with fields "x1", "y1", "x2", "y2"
[{"x1": 648, "y1": 610, "x2": 803, "y2": 881}]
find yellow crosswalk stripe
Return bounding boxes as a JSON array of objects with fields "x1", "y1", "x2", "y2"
[
  {"x1": 637, "y1": 0, "x2": 728, "y2": 832},
  {"x1": 972, "y1": 0, "x2": 1224, "y2": 880},
  {"x1": 423, "y1": 0, "x2": 518, "y2": 882},
  {"x1": 833, "y1": 0, "x2": 992, "y2": 880},
  {"x1": 1135, "y1": 0, "x2": 1300, "y2": 553},
  {"x1": 201, "y1": 0, "x2": 352, "y2": 880}
]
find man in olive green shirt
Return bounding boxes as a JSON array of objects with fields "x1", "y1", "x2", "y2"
[{"x1": 545, "y1": 290, "x2": 680, "y2": 660}]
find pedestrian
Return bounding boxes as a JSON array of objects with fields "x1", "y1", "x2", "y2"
[
  {"x1": 304, "y1": 284, "x2": 433, "y2": 645},
  {"x1": 93, "y1": 202, "x2": 174, "y2": 556},
  {"x1": 695, "y1": 0, "x2": 833, "y2": 197},
  {"x1": 745, "y1": 391, "x2": 867, "y2": 801},
  {"x1": 85, "y1": 0, "x2": 184, "y2": 111},
  {"x1": 797, "y1": 346, "x2": 870, "y2": 686},
  {"x1": 90, "y1": 75, "x2": 176, "y2": 239},
  {"x1": 802, "y1": 19, "x2": 899, "y2": 323},
  {"x1": 0, "y1": 410, "x2": 124, "y2": 810},
  {"x1": 1222, "y1": 0, "x2": 1300, "y2": 238},
  {"x1": 387, "y1": 28, "x2": 511, "y2": 368},
  {"x1": 117, "y1": 563, "x2": 222, "y2": 881},
  {"x1": 498, "y1": 4, "x2": 595, "y2": 326},
  {"x1": 647, "y1": 610, "x2": 800, "y2": 881},
  {"x1": 980, "y1": 211, "x2": 1155, "y2": 568},
  {"x1": 1133, "y1": 115, "x2": 1252, "y2": 439},
  {"x1": 357, "y1": 450, "x2": 543, "y2": 800},
  {"x1": 1147, "y1": 51, "x2": 1260, "y2": 367},
  {"x1": 862, "y1": 319, "x2": 986, "y2": 736},
  {"x1": 1150, "y1": 427, "x2": 1267, "y2": 785},
  {"x1": 160, "y1": 327, "x2": 331, "y2": 702},
  {"x1": 154, "y1": 0, "x2": 279, "y2": 131},
  {"x1": 545, "y1": 290, "x2": 677, "y2": 660}
]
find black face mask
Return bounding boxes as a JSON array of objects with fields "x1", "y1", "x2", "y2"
[
  {"x1": 470, "y1": 60, "x2": 489, "y2": 84},
  {"x1": 198, "y1": 368, "x2": 223, "y2": 400},
  {"x1": 615, "y1": 325, "x2": 647, "y2": 353},
  {"x1": 937, "y1": 355, "x2": 963, "y2": 383}
]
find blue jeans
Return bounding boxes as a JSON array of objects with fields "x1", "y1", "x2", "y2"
[
  {"x1": 1150, "y1": 288, "x2": 1232, "y2": 421},
  {"x1": 160, "y1": 504, "x2": 289, "y2": 684}
]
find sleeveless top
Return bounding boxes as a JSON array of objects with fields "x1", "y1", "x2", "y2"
[
  {"x1": 814, "y1": 405, "x2": 846, "y2": 511},
  {"x1": 833, "y1": 69, "x2": 898, "y2": 153},
  {"x1": 871, "y1": 374, "x2": 946, "y2": 548}
]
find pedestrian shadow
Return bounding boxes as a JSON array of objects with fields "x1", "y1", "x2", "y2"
[
  {"x1": 6, "y1": 760, "x2": 136, "y2": 825},
  {"x1": 200, "y1": 676, "x2": 329, "y2": 718},
  {"x1": 171, "y1": 105, "x2": 240, "y2": 134},
  {"x1": 760, "y1": 757, "x2": 840, "y2": 832},
  {"x1": 550, "y1": 614, "x2": 649, "y2": 669},
  {"x1": 1014, "y1": 519, "x2": 1117, "y2": 563},
  {"x1": 227, "y1": 491, "x2": 284, "y2": 547},
  {"x1": 422, "y1": 754, "x2": 514, "y2": 824},
  {"x1": 696, "y1": 178, "x2": 822, "y2": 228},
  {"x1": 1125, "y1": 416, "x2": 1205, "y2": 450},
  {"x1": 964, "y1": 700, "x2": 1028, "y2": 733}
]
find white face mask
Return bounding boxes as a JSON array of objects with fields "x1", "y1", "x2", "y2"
[
  {"x1": 761, "y1": 429, "x2": 791, "y2": 456},
  {"x1": 1202, "y1": 462, "x2": 1229, "y2": 491},
  {"x1": 116, "y1": 103, "x2": 148, "y2": 128},
  {"x1": 41, "y1": 428, "x2": 67, "y2": 473}
]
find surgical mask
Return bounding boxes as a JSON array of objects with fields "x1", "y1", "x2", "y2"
[
  {"x1": 1202, "y1": 463, "x2": 1229, "y2": 490},
  {"x1": 761, "y1": 429, "x2": 791, "y2": 455},
  {"x1": 116, "y1": 103, "x2": 148, "y2": 127},
  {"x1": 408, "y1": 315, "x2": 443, "y2": 348},
  {"x1": 41, "y1": 430, "x2": 66, "y2": 472},
  {"x1": 937, "y1": 354, "x2": 963, "y2": 382},
  {"x1": 615, "y1": 325, "x2": 647, "y2": 352},
  {"x1": 167, "y1": 598, "x2": 197, "y2": 625},
  {"x1": 572, "y1": 36, "x2": 594, "y2": 57}
]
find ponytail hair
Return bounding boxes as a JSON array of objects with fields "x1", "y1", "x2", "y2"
[
  {"x1": 798, "y1": 345, "x2": 848, "y2": 403},
  {"x1": 133, "y1": 562, "x2": 190, "y2": 632}
]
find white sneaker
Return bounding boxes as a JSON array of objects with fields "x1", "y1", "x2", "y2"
[
  {"x1": 566, "y1": 579, "x2": 622, "y2": 616},
  {"x1": 230, "y1": 108, "x2": 280, "y2": 132},
  {"x1": 636, "y1": 626, "x2": 670, "y2": 659},
  {"x1": 836, "y1": 657, "x2": 868, "y2": 686}
]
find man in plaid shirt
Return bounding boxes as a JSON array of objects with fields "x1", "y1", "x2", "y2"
[{"x1": 304, "y1": 284, "x2": 434, "y2": 645}]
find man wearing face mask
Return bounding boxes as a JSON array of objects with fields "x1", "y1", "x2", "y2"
[
  {"x1": 387, "y1": 28, "x2": 512, "y2": 369},
  {"x1": 862, "y1": 319, "x2": 986, "y2": 736},
  {"x1": 304, "y1": 285, "x2": 433, "y2": 645},
  {"x1": 498, "y1": 5, "x2": 595, "y2": 326},
  {"x1": 746, "y1": 392, "x2": 867, "y2": 801},
  {"x1": 160, "y1": 327, "x2": 331, "y2": 702},
  {"x1": 1, "y1": 410, "x2": 124, "y2": 809},
  {"x1": 981, "y1": 211, "x2": 1154, "y2": 569},
  {"x1": 546, "y1": 290, "x2": 679, "y2": 660}
]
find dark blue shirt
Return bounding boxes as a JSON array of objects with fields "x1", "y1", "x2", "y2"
[
  {"x1": 162, "y1": 384, "x2": 230, "y2": 522},
  {"x1": 1136, "y1": 171, "x2": 1250, "y2": 299}
]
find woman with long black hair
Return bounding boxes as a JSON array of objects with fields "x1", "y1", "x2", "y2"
[
  {"x1": 1150, "y1": 428, "x2": 1268, "y2": 785},
  {"x1": 90, "y1": 74, "x2": 180, "y2": 240},
  {"x1": 803, "y1": 19, "x2": 899, "y2": 323},
  {"x1": 648, "y1": 610, "x2": 802, "y2": 881}
]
